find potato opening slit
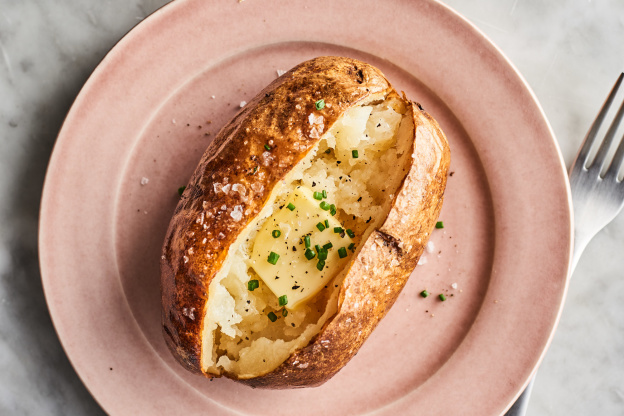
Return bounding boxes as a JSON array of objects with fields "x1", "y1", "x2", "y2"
[{"x1": 200, "y1": 95, "x2": 415, "y2": 378}]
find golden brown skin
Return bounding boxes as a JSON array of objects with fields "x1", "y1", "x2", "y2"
[{"x1": 161, "y1": 56, "x2": 450, "y2": 386}]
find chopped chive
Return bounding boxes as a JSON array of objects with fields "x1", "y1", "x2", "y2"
[
  {"x1": 346, "y1": 229, "x2": 355, "y2": 238},
  {"x1": 324, "y1": 219, "x2": 329, "y2": 228},
  {"x1": 313, "y1": 191, "x2": 323, "y2": 200},
  {"x1": 268, "y1": 311, "x2": 277, "y2": 322},
  {"x1": 322, "y1": 190, "x2": 327, "y2": 199},
  {"x1": 251, "y1": 165, "x2": 258, "y2": 175},
  {"x1": 287, "y1": 203, "x2": 296, "y2": 211},
  {"x1": 278, "y1": 295, "x2": 288, "y2": 307},
  {"x1": 316, "y1": 222, "x2": 325, "y2": 232},
  {"x1": 318, "y1": 248, "x2": 328, "y2": 261},
  {"x1": 333, "y1": 227, "x2": 343, "y2": 234},
  {"x1": 315, "y1": 99, "x2": 325, "y2": 110},
  {"x1": 247, "y1": 280, "x2": 259, "y2": 291},
  {"x1": 435, "y1": 221, "x2": 444, "y2": 229},
  {"x1": 267, "y1": 252, "x2": 280, "y2": 265},
  {"x1": 338, "y1": 247, "x2": 347, "y2": 258},
  {"x1": 324, "y1": 149, "x2": 331, "y2": 154},
  {"x1": 282, "y1": 309, "x2": 288, "y2": 317},
  {"x1": 314, "y1": 244, "x2": 322, "y2": 254},
  {"x1": 323, "y1": 242, "x2": 333, "y2": 250},
  {"x1": 272, "y1": 230, "x2": 281, "y2": 238},
  {"x1": 420, "y1": 290, "x2": 429, "y2": 298},
  {"x1": 439, "y1": 293, "x2": 447, "y2": 301},
  {"x1": 304, "y1": 235, "x2": 311, "y2": 248},
  {"x1": 352, "y1": 149, "x2": 359, "y2": 158},
  {"x1": 319, "y1": 201, "x2": 330, "y2": 211},
  {"x1": 316, "y1": 260, "x2": 325, "y2": 271},
  {"x1": 348, "y1": 242, "x2": 355, "y2": 251},
  {"x1": 264, "y1": 144, "x2": 272, "y2": 151},
  {"x1": 305, "y1": 248, "x2": 316, "y2": 260},
  {"x1": 330, "y1": 204, "x2": 336, "y2": 216},
  {"x1": 177, "y1": 186, "x2": 186, "y2": 196}
]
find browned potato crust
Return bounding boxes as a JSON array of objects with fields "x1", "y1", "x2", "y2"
[{"x1": 161, "y1": 56, "x2": 450, "y2": 387}]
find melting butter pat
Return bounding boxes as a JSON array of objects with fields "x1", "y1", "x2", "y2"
[{"x1": 250, "y1": 187, "x2": 353, "y2": 310}]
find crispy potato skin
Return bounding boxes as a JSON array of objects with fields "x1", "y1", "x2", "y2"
[
  {"x1": 161, "y1": 56, "x2": 450, "y2": 386},
  {"x1": 161, "y1": 57, "x2": 392, "y2": 373}
]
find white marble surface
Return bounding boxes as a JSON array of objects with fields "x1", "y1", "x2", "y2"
[{"x1": 0, "y1": 0, "x2": 622, "y2": 414}]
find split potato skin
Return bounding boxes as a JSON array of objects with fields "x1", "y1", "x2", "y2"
[{"x1": 161, "y1": 56, "x2": 450, "y2": 387}]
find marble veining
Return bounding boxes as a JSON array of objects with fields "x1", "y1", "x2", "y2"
[{"x1": 0, "y1": 0, "x2": 623, "y2": 414}]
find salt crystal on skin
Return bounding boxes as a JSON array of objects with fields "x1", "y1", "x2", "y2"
[
  {"x1": 239, "y1": 101, "x2": 246, "y2": 108},
  {"x1": 418, "y1": 256, "x2": 427, "y2": 265},
  {"x1": 230, "y1": 205, "x2": 243, "y2": 221},
  {"x1": 310, "y1": 127, "x2": 320, "y2": 139},
  {"x1": 451, "y1": 282, "x2": 458, "y2": 289},
  {"x1": 182, "y1": 307, "x2": 195, "y2": 320},
  {"x1": 261, "y1": 151, "x2": 273, "y2": 166},
  {"x1": 140, "y1": 177, "x2": 149, "y2": 185},
  {"x1": 232, "y1": 183, "x2": 246, "y2": 195},
  {"x1": 276, "y1": 69, "x2": 286, "y2": 77}
]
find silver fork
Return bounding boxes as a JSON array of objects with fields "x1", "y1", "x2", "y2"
[{"x1": 506, "y1": 72, "x2": 624, "y2": 416}]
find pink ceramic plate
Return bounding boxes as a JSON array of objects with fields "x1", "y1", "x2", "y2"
[{"x1": 39, "y1": 0, "x2": 572, "y2": 415}]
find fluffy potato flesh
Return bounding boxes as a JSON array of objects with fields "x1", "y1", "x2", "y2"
[{"x1": 201, "y1": 95, "x2": 414, "y2": 378}]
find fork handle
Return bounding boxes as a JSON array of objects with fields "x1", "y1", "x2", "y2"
[
  {"x1": 504, "y1": 379, "x2": 534, "y2": 416},
  {"x1": 504, "y1": 230, "x2": 583, "y2": 415}
]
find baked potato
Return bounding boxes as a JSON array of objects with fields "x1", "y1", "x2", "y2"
[{"x1": 161, "y1": 56, "x2": 450, "y2": 388}]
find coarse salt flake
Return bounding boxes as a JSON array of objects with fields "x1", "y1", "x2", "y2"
[
  {"x1": 426, "y1": 241, "x2": 435, "y2": 253},
  {"x1": 261, "y1": 151, "x2": 274, "y2": 166},
  {"x1": 239, "y1": 101, "x2": 246, "y2": 108},
  {"x1": 309, "y1": 127, "x2": 320, "y2": 139},
  {"x1": 308, "y1": 113, "x2": 324, "y2": 126},
  {"x1": 140, "y1": 177, "x2": 149, "y2": 185},
  {"x1": 230, "y1": 205, "x2": 243, "y2": 221},
  {"x1": 222, "y1": 183, "x2": 231, "y2": 194},
  {"x1": 232, "y1": 183, "x2": 246, "y2": 195},
  {"x1": 251, "y1": 182, "x2": 264, "y2": 193},
  {"x1": 276, "y1": 69, "x2": 286, "y2": 77},
  {"x1": 213, "y1": 183, "x2": 223, "y2": 193},
  {"x1": 418, "y1": 256, "x2": 428, "y2": 265},
  {"x1": 183, "y1": 255, "x2": 189, "y2": 263},
  {"x1": 451, "y1": 282, "x2": 458, "y2": 289},
  {"x1": 182, "y1": 307, "x2": 196, "y2": 320},
  {"x1": 221, "y1": 204, "x2": 227, "y2": 211}
]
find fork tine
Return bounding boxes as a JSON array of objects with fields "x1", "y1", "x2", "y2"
[
  {"x1": 576, "y1": 73, "x2": 624, "y2": 169},
  {"x1": 605, "y1": 131, "x2": 624, "y2": 181},
  {"x1": 591, "y1": 80, "x2": 624, "y2": 172}
]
